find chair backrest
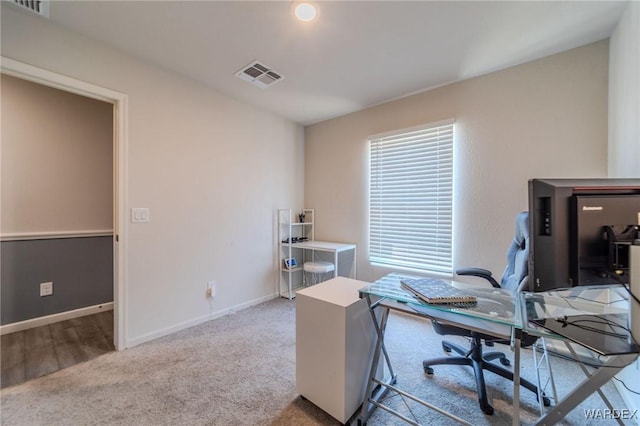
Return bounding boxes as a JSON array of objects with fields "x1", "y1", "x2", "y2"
[{"x1": 499, "y1": 211, "x2": 529, "y2": 293}]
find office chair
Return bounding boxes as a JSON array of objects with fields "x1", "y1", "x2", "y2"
[{"x1": 418, "y1": 211, "x2": 549, "y2": 415}]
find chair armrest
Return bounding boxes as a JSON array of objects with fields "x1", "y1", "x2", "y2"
[{"x1": 456, "y1": 267, "x2": 501, "y2": 288}]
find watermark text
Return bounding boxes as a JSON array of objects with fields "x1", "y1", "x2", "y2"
[{"x1": 584, "y1": 409, "x2": 638, "y2": 420}]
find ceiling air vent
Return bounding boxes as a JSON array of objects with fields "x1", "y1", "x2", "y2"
[
  {"x1": 235, "y1": 61, "x2": 284, "y2": 89},
  {"x1": 11, "y1": 0, "x2": 49, "y2": 17}
]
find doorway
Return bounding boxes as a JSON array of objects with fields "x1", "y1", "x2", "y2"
[{"x1": 0, "y1": 57, "x2": 128, "y2": 352}]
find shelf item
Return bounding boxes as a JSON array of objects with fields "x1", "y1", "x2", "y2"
[
  {"x1": 277, "y1": 209, "x2": 357, "y2": 299},
  {"x1": 283, "y1": 258, "x2": 298, "y2": 270},
  {"x1": 278, "y1": 209, "x2": 315, "y2": 299}
]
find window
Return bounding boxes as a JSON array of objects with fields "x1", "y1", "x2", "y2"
[{"x1": 369, "y1": 120, "x2": 454, "y2": 275}]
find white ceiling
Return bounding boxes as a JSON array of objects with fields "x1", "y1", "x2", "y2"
[{"x1": 44, "y1": 1, "x2": 628, "y2": 126}]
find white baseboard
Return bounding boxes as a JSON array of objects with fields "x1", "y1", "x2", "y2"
[
  {"x1": 125, "y1": 292, "x2": 278, "y2": 348},
  {"x1": 0, "y1": 302, "x2": 114, "y2": 335}
]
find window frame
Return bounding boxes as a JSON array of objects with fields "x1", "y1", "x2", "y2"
[{"x1": 368, "y1": 119, "x2": 454, "y2": 276}]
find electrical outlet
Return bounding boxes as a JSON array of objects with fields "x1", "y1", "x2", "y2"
[
  {"x1": 40, "y1": 282, "x2": 53, "y2": 297},
  {"x1": 207, "y1": 280, "x2": 216, "y2": 298}
]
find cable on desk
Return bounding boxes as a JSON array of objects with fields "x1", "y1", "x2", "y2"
[
  {"x1": 592, "y1": 276, "x2": 640, "y2": 397},
  {"x1": 555, "y1": 291, "x2": 639, "y2": 346},
  {"x1": 566, "y1": 295, "x2": 628, "y2": 305},
  {"x1": 555, "y1": 316, "x2": 629, "y2": 340}
]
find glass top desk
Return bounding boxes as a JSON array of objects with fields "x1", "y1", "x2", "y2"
[
  {"x1": 358, "y1": 274, "x2": 639, "y2": 426},
  {"x1": 522, "y1": 285, "x2": 639, "y2": 426},
  {"x1": 358, "y1": 272, "x2": 525, "y2": 426}
]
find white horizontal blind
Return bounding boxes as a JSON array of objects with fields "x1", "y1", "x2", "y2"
[{"x1": 369, "y1": 121, "x2": 454, "y2": 274}]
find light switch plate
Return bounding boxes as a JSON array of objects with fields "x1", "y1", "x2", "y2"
[{"x1": 131, "y1": 208, "x2": 150, "y2": 223}]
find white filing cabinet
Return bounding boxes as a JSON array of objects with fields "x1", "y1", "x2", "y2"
[{"x1": 296, "y1": 277, "x2": 379, "y2": 424}]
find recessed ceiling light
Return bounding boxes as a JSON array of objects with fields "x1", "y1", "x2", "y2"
[{"x1": 295, "y1": 3, "x2": 317, "y2": 22}]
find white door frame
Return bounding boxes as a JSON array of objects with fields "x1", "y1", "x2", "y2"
[{"x1": 1, "y1": 56, "x2": 128, "y2": 350}]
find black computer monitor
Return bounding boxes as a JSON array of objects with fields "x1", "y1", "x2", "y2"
[{"x1": 528, "y1": 178, "x2": 640, "y2": 292}]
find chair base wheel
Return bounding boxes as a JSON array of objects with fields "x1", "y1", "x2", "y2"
[
  {"x1": 480, "y1": 402, "x2": 494, "y2": 415},
  {"x1": 499, "y1": 358, "x2": 510, "y2": 366},
  {"x1": 422, "y1": 361, "x2": 434, "y2": 374}
]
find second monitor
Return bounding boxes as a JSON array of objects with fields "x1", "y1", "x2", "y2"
[{"x1": 528, "y1": 178, "x2": 640, "y2": 292}]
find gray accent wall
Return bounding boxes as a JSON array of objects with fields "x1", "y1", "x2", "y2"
[{"x1": 1, "y1": 236, "x2": 113, "y2": 324}]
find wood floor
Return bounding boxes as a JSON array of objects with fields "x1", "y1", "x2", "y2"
[{"x1": 1, "y1": 310, "x2": 114, "y2": 389}]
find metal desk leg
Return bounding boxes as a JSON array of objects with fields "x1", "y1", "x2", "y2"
[
  {"x1": 533, "y1": 352, "x2": 638, "y2": 426},
  {"x1": 533, "y1": 338, "x2": 559, "y2": 415},
  {"x1": 353, "y1": 247, "x2": 357, "y2": 279},
  {"x1": 359, "y1": 297, "x2": 396, "y2": 424},
  {"x1": 357, "y1": 297, "x2": 472, "y2": 426},
  {"x1": 563, "y1": 342, "x2": 625, "y2": 426},
  {"x1": 513, "y1": 329, "x2": 521, "y2": 426}
]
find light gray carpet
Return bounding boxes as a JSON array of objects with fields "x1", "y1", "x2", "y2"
[{"x1": 0, "y1": 298, "x2": 630, "y2": 425}]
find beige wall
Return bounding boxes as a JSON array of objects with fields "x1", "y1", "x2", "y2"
[
  {"x1": 1, "y1": 74, "x2": 113, "y2": 234},
  {"x1": 305, "y1": 41, "x2": 609, "y2": 282},
  {"x1": 609, "y1": 1, "x2": 640, "y2": 178},
  {"x1": 608, "y1": 1, "x2": 640, "y2": 417},
  {"x1": 1, "y1": 6, "x2": 304, "y2": 346}
]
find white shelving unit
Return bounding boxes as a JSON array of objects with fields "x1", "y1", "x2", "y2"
[
  {"x1": 278, "y1": 209, "x2": 315, "y2": 299},
  {"x1": 277, "y1": 208, "x2": 358, "y2": 299}
]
